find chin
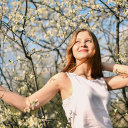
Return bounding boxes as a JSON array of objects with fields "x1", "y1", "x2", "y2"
[
  {"x1": 81, "y1": 55, "x2": 89, "y2": 59},
  {"x1": 74, "y1": 55, "x2": 90, "y2": 61},
  {"x1": 76, "y1": 57, "x2": 88, "y2": 61}
]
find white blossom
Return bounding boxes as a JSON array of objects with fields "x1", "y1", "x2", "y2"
[
  {"x1": 114, "y1": 108, "x2": 117, "y2": 113},
  {"x1": 24, "y1": 107, "x2": 30, "y2": 113},
  {"x1": 17, "y1": 56, "x2": 21, "y2": 60}
]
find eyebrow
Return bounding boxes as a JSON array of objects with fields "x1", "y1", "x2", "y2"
[{"x1": 76, "y1": 38, "x2": 92, "y2": 40}]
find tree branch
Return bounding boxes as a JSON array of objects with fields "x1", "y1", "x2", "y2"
[
  {"x1": 0, "y1": 30, "x2": 23, "y2": 50},
  {"x1": 0, "y1": 66, "x2": 11, "y2": 90},
  {"x1": 99, "y1": 0, "x2": 118, "y2": 18},
  {"x1": 18, "y1": 1, "x2": 47, "y2": 126},
  {"x1": 0, "y1": 0, "x2": 3, "y2": 29}
]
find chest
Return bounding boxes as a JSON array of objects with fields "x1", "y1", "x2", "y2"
[
  {"x1": 62, "y1": 77, "x2": 111, "y2": 114},
  {"x1": 72, "y1": 79, "x2": 109, "y2": 102}
]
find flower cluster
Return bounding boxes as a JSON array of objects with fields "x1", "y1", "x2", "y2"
[
  {"x1": 24, "y1": 99, "x2": 39, "y2": 113},
  {"x1": 0, "y1": 104, "x2": 42, "y2": 128},
  {"x1": 20, "y1": 115, "x2": 43, "y2": 128}
]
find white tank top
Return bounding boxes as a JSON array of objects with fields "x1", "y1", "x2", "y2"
[{"x1": 62, "y1": 72, "x2": 113, "y2": 128}]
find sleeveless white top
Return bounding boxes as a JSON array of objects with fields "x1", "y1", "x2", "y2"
[{"x1": 62, "y1": 72, "x2": 113, "y2": 128}]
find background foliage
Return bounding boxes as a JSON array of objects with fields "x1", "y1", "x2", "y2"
[{"x1": 0, "y1": 0, "x2": 128, "y2": 127}]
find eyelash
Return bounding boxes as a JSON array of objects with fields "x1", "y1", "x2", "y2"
[
  {"x1": 86, "y1": 40, "x2": 91, "y2": 42},
  {"x1": 75, "y1": 40, "x2": 91, "y2": 43}
]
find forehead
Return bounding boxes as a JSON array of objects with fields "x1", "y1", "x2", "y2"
[{"x1": 76, "y1": 31, "x2": 92, "y2": 39}]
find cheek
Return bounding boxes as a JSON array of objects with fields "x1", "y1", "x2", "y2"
[
  {"x1": 72, "y1": 45, "x2": 76, "y2": 54},
  {"x1": 90, "y1": 43, "x2": 95, "y2": 51},
  {"x1": 93, "y1": 46, "x2": 95, "y2": 52},
  {"x1": 90, "y1": 45, "x2": 95, "y2": 56},
  {"x1": 92, "y1": 47, "x2": 95, "y2": 52},
  {"x1": 72, "y1": 48, "x2": 75, "y2": 57}
]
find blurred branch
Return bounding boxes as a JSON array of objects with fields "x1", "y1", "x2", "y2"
[
  {"x1": 18, "y1": 0, "x2": 47, "y2": 127},
  {"x1": 0, "y1": 30, "x2": 23, "y2": 50},
  {"x1": 19, "y1": 0, "x2": 29, "y2": 58},
  {"x1": 99, "y1": 0, "x2": 118, "y2": 18},
  {"x1": 19, "y1": 0, "x2": 28, "y2": 39},
  {"x1": 0, "y1": 0, "x2": 3, "y2": 29},
  {"x1": 111, "y1": 103, "x2": 128, "y2": 126},
  {"x1": 53, "y1": 27, "x2": 78, "y2": 50},
  {"x1": 116, "y1": 16, "x2": 120, "y2": 60},
  {"x1": 0, "y1": 66, "x2": 11, "y2": 90}
]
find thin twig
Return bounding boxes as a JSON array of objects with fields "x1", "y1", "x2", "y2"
[
  {"x1": 0, "y1": 66, "x2": 11, "y2": 90},
  {"x1": 0, "y1": 30, "x2": 23, "y2": 50},
  {"x1": 19, "y1": 0, "x2": 47, "y2": 126},
  {"x1": 0, "y1": 0, "x2": 3, "y2": 29},
  {"x1": 99, "y1": 0, "x2": 118, "y2": 18}
]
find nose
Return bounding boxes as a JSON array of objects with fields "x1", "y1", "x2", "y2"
[{"x1": 80, "y1": 41, "x2": 87, "y2": 47}]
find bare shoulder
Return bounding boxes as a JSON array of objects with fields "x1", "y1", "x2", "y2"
[
  {"x1": 52, "y1": 72, "x2": 67, "y2": 78},
  {"x1": 48, "y1": 72, "x2": 69, "y2": 85},
  {"x1": 53, "y1": 72, "x2": 72, "y2": 99}
]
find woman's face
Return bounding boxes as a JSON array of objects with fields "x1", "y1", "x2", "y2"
[{"x1": 72, "y1": 31, "x2": 95, "y2": 63}]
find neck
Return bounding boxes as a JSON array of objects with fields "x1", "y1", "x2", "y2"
[{"x1": 73, "y1": 62, "x2": 92, "y2": 77}]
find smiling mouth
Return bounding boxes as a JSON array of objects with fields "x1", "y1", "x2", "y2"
[{"x1": 79, "y1": 49, "x2": 88, "y2": 52}]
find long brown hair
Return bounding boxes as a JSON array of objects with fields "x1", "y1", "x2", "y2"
[{"x1": 61, "y1": 29, "x2": 103, "y2": 78}]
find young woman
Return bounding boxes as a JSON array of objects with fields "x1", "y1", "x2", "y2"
[{"x1": 0, "y1": 29, "x2": 128, "y2": 127}]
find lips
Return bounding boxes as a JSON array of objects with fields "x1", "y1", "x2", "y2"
[{"x1": 79, "y1": 49, "x2": 88, "y2": 52}]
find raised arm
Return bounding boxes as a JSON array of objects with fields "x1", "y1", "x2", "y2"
[
  {"x1": 102, "y1": 62, "x2": 128, "y2": 74},
  {"x1": 102, "y1": 62, "x2": 128, "y2": 90},
  {"x1": 0, "y1": 72, "x2": 64, "y2": 113}
]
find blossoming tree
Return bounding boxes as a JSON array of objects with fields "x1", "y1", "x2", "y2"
[{"x1": 0, "y1": 0, "x2": 128, "y2": 127}]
